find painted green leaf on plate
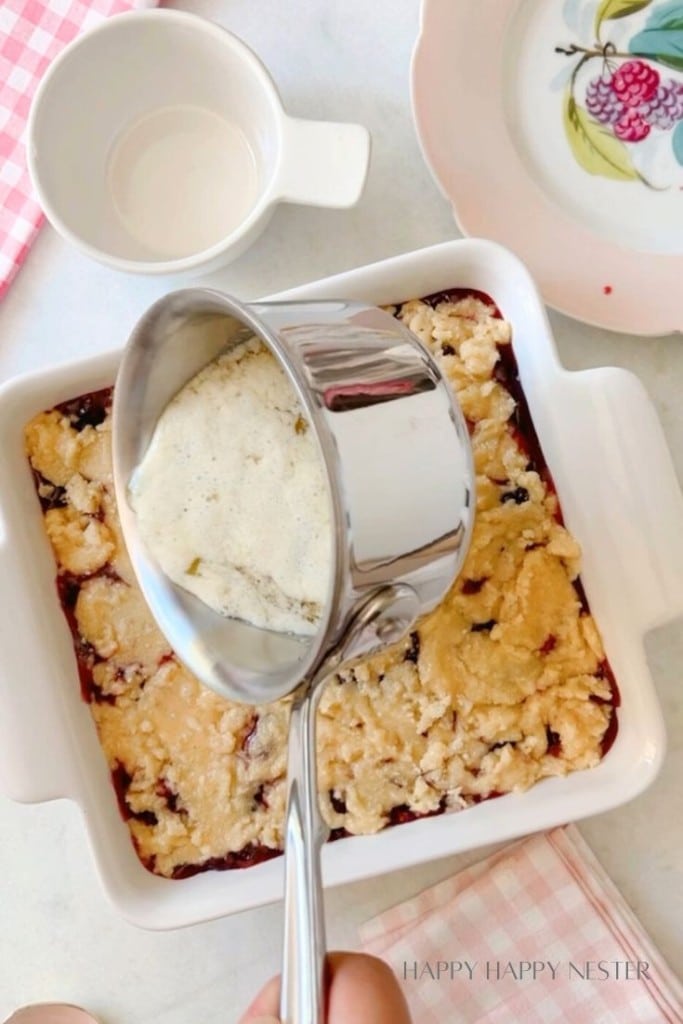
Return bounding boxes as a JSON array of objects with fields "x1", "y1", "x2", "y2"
[
  {"x1": 595, "y1": 0, "x2": 653, "y2": 38},
  {"x1": 629, "y1": 1, "x2": 683, "y2": 70},
  {"x1": 564, "y1": 94, "x2": 642, "y2": 181},
  {"x1": 673, "y1": 120, "x2": 683, "y2": 164}
]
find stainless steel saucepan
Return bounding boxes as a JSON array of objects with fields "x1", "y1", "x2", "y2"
[{"x1": 112, "y1": 291, "x2": 474, "y2": 1024}]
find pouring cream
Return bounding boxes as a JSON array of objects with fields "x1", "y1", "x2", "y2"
[{"x1": 129, "y1": 338, "x2": 332, "y2": 636}]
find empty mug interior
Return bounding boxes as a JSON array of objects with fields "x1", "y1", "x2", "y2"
[{"x1": 29, "y1": 14, "x2": 281, "y2": 263}]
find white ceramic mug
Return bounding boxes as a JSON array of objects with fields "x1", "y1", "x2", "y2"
[{"x1": 27, "y1": 10, "x2": 370, "y2": 275}]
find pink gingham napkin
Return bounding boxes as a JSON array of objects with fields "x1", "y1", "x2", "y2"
[
  {"x1": 359, "y1": 826, "x2": 683, "y2": 1023},
  {"x1": 0, "y1": 0, "x2": 156, "y2": 300}
]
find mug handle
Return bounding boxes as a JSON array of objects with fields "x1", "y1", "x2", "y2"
[{"x1": 274, "y1": 116, "x2": 370, "y2": 208}]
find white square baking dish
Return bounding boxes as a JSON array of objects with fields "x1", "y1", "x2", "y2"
[{"x1": 1, "y1": 240, "x2": 681, "y2": 930}]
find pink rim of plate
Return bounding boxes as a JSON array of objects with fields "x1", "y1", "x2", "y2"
[{"x1": 411, "y1": 0, "x2": 683, "y2": 336}]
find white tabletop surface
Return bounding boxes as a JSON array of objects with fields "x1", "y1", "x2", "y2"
[{"x1": 0, "y1": 1, "x2": 681, "y2": 1020}]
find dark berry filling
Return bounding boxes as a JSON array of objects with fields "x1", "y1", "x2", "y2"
[
  {"x1": 501, "y1": 486, "x2": 530, "y2": 505},
  {"x1": 418, "y1": 288, "x2": 503, "y2": 316},
  {"x1": 34, "y1": 472, "x2": 68, "y2": 511},
  {"x1": 572, "y1": 577, "x2": 591, "y2": 614},
  {"x1": 111, "y1": 763, "x2": 158, "y2": 826},
  {"x1": 591, "y1": 660, "x2": 620, "y2": 756},
  {"x1": 252, "y1": 784, "x2": 268, "y2": 810},
  {"x1": 171, "y1": 844, "x2": 281, "y2": 879},
  {"x1": 328, "y1": 827, "x2": 350, "y2": 842},
  {"x1": 471, "y1": 619, "x2": 497, "y2": 633},
  {"x1": 545, "y1": 727, "x2": 562, "y2": 757},
  {"x1": 471, "y1": 790, "x2": 504, "y2": 805},
  {"x1": 387, "y1": 797, "x2": 447, "y2": 826},
  {"x1": 329, "y1": 790, "x2": 347, "y2": 814},
  {"x1": 155, "y1": 779, "x2": 180, "y2": 814},
  {"x1": 539, "y1": 634, "x2": 557, "y2": 655},
  {"x1": 240, "y1": 714, "x2": 259, "y2": 751},
  {"x1": 462, "y1": 577, "x2": 486, "y2": 595},
  {"x1": 493, "y1": 347, "x2": 560, "y2": 508},
  {"x1": 56, "y1": 388, "x2": 112, "y2": 431},
  {"x1": 403, "y1": 630, "x2": 420, "y2": 664}
]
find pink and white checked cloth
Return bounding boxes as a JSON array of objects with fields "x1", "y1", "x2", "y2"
[
  {"x1": 360, "y1": 826, "x2": 683, "y2": 1023},
  {"x1": 0, "y1": 0, "x2": 156, "y2": 300}
]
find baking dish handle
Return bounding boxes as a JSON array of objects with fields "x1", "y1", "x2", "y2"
[
  {"x1": 589, "y1": 369, "x2": 683, "y2": 633},
  {"x1": 0, "y1": 535, "x2": 75, "y2": 804}
]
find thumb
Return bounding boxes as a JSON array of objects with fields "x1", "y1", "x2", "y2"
[{"x1": 238, "y1": 972, "x2": 280, "y2": 1022}]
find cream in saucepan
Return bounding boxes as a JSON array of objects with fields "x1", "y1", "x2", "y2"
[{"x1": 130, "y1": 338, "x2": 332, "y2": 635}]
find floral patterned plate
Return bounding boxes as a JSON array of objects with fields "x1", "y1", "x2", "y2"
[{"x1": 412, "y1": 0, "x2": 683, "y2": 334}]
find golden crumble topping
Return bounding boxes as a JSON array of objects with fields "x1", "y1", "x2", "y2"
[{"x1": 25, "y1": 292, "x2": 617, "y2": 878}]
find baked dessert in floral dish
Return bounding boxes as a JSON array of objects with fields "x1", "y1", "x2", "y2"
[{"x1": 24, "y1": 289, "x2": 618, "y2": 879}]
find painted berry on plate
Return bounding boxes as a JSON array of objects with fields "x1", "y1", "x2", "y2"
[{"x1": 556, "y1": 0, "x2": 683, "y2": 184}]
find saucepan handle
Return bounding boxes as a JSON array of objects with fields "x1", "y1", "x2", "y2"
[{"x1": 280, "y1": 688, "x2": 328, "y2": 1024}]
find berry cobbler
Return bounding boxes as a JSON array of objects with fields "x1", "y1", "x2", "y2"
[{"x1": 25, "y1": 290, "x2": 618, "y2": 879}]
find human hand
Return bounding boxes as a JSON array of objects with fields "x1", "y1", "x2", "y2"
[{"x1": 239, "y1": 951, "x2": 412, "y2": 1024}]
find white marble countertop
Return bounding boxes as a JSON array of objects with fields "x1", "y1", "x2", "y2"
[{"x1": 0, "y1": 1, "x2": 681, "y2": 1019}]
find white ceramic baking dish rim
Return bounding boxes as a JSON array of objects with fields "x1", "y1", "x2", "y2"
[{"x1": 0, "y1": 239, "x2": 681, "y2": 930}]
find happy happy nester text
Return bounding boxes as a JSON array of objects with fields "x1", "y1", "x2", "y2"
[{"x1": 402, "y1": 960, "x2": 652, "y2": 982}]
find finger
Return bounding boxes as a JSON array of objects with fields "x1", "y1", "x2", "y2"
[
  {"x1": 326, "y1": 951, "x2": 412, "y2": 1024},
  {"x1": 238, "y1": 973, "x2": 279, "y2": 1023},
  {"x1": 239, "y1": 951, "x2": 411, "y2": 1024},
  {"x1": 235, "y1": 970, "x2": 278, "y2": 1024}
]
